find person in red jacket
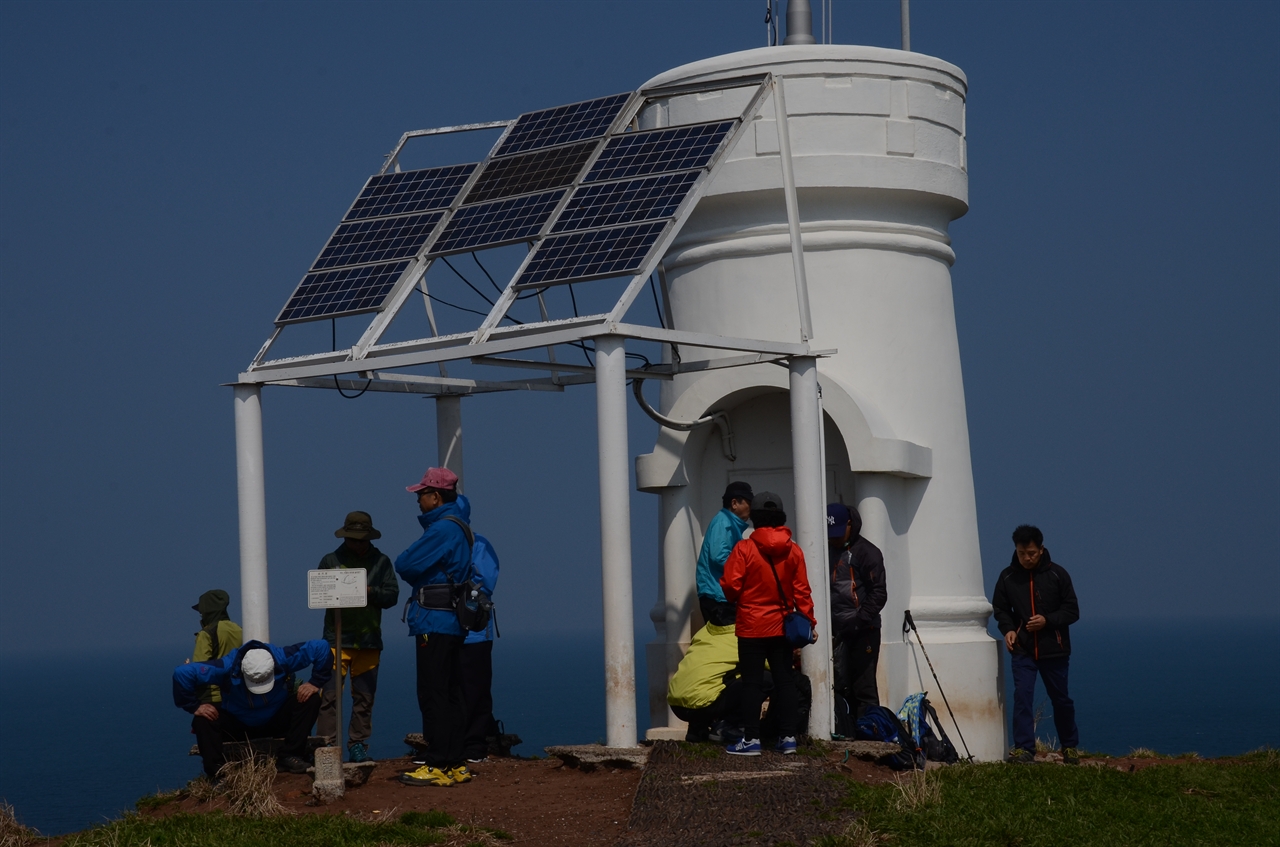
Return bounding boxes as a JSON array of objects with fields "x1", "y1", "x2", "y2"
[{"x1": 719, "y1": 491, "x2": 817, "y2": 756}]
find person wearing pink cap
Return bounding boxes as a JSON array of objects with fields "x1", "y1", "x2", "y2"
[{"x1": 395, "y1": 467, "x2": 475, "y2": 787}]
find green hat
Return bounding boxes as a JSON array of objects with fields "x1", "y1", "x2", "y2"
[{"x1": 335, "y1": 511, "x2": 381, "y2": 540}]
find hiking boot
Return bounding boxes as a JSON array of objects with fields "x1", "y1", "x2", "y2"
[
  {"x1": 399, "y1": 765, "x2": 454, "y2": 787},
  {"x1": 775, "y1": 736, "x2": 798, "y2": 755},
  {"x1": 278, "y1": 755, "x2": 311, "y2": 774},
  {"x1": 347, "y1": 742, "x2": 371, "y2": 763},
  {"x1": 1062, "y1": 747, "x2": 1080, "y2": 765},
  {"x1": 1008, "y1": 748, "x2": 1036, "y2": 764},
  {"x1": 446, "y1": 765, "x2": 474, "y2": 784},
  {"x1": 726, "y1": 738, "x2": 762, "y2": 757}
]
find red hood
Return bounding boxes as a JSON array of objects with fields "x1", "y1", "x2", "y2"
[{"x1": 750, "y1": 526, "x2": 794, "y2": 560}]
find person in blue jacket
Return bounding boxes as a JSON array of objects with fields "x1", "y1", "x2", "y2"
[
  {"x1": 696, "y1": 481, "x2": 754, "y2": 627},
  {"x1": 396, "y1": 466, "x2": 474, "y2": 787},
  {"x1": 173, "y1": 639, "x2": 331, "y2": 778}
]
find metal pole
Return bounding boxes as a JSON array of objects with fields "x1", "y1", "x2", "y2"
[
  {"x1": 334, "y1": 610, "x2": 344, "y2": 757},
  {"x1": 233, "y1": 384, "x2": 270, "y2": 643},
  {"x1": 773, "y1": 77, "x2": 815, "y2": 343},
  {"x1": 790, "y1": 357, "x2": 833, "y2": 738},
  {"x1": 435, "y1": 394, "x2": 464, "y2": 489},
  {"x1": 595, "y1": 335, "x2": 638, "y2": 747},
  {"x1": 901, "y1": 0, "x2": 911, "y2": 52}
]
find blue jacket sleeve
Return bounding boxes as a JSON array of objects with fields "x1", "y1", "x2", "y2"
[
  {"x1": 282, "y1": 639, "x2": 334, "y2": 689},
  {"x1": 696, "y1": 511, "x2": 739, "y2": 600},
  {"x1": 173, "y1": 656, "x2": 231, "y2": 713},
  {"x1": 395, "y1": 522, "x2": 469, "y2": 586}
]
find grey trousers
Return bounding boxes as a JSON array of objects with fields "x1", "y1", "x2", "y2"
[{"x1": 318, "y1": 664, "x2": 379, "y2": 744}]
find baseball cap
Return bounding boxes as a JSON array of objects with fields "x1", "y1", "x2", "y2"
[
  {"x1": 753, "y1": 491, "x2": 785, "y2": 512},
  {"x1": 723, "y1": 481, "x2": 754, "y2": 503},
  {"x1": 407, "y1": 467, "x2": 459, "y2": 493},
  {"x1": 827, "y1": 503, "x2": 852, "y2": 538},
  {"x1": 240, "y1": 648, "x2": 276, "y2": 695}
]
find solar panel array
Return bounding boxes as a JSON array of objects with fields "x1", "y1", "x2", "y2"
[
  {"x1": 276, "y1": 91, "x2": 743, "y2": 324},
  {"x1": 495, "y1": 93, "x2": 631, "y2": 157}
]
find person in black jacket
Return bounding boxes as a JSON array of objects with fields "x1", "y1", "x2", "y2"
[
  {"x1": 828, "y1": 503, "x2": 887, "y2": 718},
  {"x1": 991, "y1": 524, "x2": 1080, "y2": 764}
]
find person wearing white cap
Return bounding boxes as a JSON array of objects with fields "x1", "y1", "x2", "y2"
[{"x1": 173, "y1": 638, "x2": 333, "y2": 778}]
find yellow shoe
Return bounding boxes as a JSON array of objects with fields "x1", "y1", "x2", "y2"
[
  {"x1": 446, "y1": 765, "x2": 473, "y2": 784},
  {"x1": 398, "y1": 765, "x2": 454, "y2": 787}
]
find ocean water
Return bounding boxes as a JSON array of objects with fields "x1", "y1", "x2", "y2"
[{"x1": 2, "y1": 620, "x2": 1277, "y2": 836}]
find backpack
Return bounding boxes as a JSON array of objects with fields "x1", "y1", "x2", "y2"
[
  {"x1": 898, "y1": 692, "x2": 961, "y2": 765},
  {"x1": 855, "y1": 705, "x2": 920, "y2": 770},
  {"x1": 441, "y1": 516, "x2": 494, "y2": 634}
]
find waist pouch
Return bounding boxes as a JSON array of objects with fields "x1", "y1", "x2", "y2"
[{"x1": 413, "y1": 583, "x2": 455, "y2": 611}]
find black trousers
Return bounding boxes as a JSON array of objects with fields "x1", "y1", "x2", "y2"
[
  {"x1": 416, "y1": 633, "x2": 465, "y2": 769},
  {"x1": 837, "y1": 628, "x2": 881, "y2": 718},
  {"x1": 461, "y1": 640, "x2": 497, "y2": 760},
  {"x1": 738, "y1": 636, "x2": 799, "y2": 740},
  {"x1": 671, "y1": 675, "x2": 750, "y2": 739},
  {"x1": 191, "y1": 693, "x2": 321, "y2": 778}
]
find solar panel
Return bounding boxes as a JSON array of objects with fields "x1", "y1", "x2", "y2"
[
  {"x1": 431, "y1": 189, "x2": 566, "y2": 255},
  {"x1": 465, "y1": 141, "x2": 597, "y2": 205},
  {"x1": 278, "y1": 260, "x2": 411, "y2": 323},
  {"x1": 584, "y1": 121, "x2": 734, "y2": 183},
  {"x1": 496, "y1": 93, "x2": 631, "y2": 157},
  {"x1": 343, "y1": 164, "x2": 477, "y2": 221},
  {"x1": 311, "y1": 211, "x2": 444, "y2": 271},
  {"x1": 552, "y1": 171, "x2": 700, "y2": 234},
  {"x1": 517, "y1": 221, "x2": 667, "y2": 287}
]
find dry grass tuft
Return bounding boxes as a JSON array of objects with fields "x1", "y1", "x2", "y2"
[
  {"x1": 1128, "y1": 747, "x2": 1162, "y2": 759},
  {"x1": 891, "y1": 767, "x2": 942, "y2": 812},
  {"x1": 434, "y1": 824, "x2": 511, "y2": 846},
  {"x1": 217, "y1": 756, "x2": 291, "y2": 818},
  {"x1": 1, "y1": 801, "x2": 41, "y2": 847},
  {"x1": 835, "y1": 817, "x2": 886, "y2": 846},
  {"x1": 184, "y1": 776, "x2": 220, "y2": 804}
]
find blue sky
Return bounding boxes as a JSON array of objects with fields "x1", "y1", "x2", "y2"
[{"x1": 1, "y1": 0, "x2": 1276, "y2": 657}]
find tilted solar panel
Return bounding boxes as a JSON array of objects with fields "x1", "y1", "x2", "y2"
[
  {"x1": 552, "y1": 171, "x2": 700, "y2": 234},
  {"x1": 495, "y1": 93, "x2": 631, "y2": 157},
  {"x1": 465, "y1": 141, "x2": 597, "y2": 205},
  {"x1": 584, "y1": 121, "x2": 735, "y2": 183},
  {"x1": 278, "y1": 260, "x2": 412, "y2": 323},
  {"x1": 344, "y1": 164, "x2": 477, "y2": 221},
  {"x1": 431, "y1": 189, "x2": 566, "y2": 255},
  {"x1": 311, "y1": 211, "x2": 444, "y2": 271},
  {"x1": 517, "y1": 221, "x2": 667, "y2": 287}
]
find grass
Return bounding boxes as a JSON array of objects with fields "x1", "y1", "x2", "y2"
[
  {"x1": 58, "y1": 808, "x2": 510, "y2": 847},
  {"x1": 816, "y1": 748, "x2": 1280, "y2": 847}
]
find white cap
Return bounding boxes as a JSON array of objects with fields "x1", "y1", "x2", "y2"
[{"x1": 240, "y1": 648, "x2": 276, "y2": 695}]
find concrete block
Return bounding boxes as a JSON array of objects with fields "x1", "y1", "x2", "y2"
[{"x1": 311, "y1": 746, "x2": 344, "y2": 803}]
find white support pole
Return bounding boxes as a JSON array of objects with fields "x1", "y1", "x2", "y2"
[
  {"x1": 790, "y1": 357, "x2": 833, "y2": 738},
  {"x1": 233, "y1": 384, "x2": 270, "y2": 643},
  {"x1": 595, "y1": 335, "x2": 638, "y2": 748},
  {"x1": 435, "y1": 394, "x2": 464, "y2": 488}
]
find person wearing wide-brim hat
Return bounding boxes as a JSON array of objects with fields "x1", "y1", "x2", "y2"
[{"x1": 315, "y1": 510, "x2": 400, "y2": 764}]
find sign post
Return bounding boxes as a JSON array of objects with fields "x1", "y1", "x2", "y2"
[{"x1": 307, "y1": 568, "x2": 367, "y2": 763}]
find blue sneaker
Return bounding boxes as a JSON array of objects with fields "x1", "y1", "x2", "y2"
[
  {"x1": 726, "y1": 738, "x2": 761, "y2": 757},
  {"x1": 775, "y1": 736, "x2": 798, "y2": 755}
]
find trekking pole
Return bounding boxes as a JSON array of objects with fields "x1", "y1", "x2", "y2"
[{"x1": 902, "y1": 610, "x2": 974, "y2": 762}]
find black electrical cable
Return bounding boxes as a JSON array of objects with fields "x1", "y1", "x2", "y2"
[
  {"x1": 470, "y1": 251, "x2": 503, "y2": 296},
  {"x1": 440, "y1": 256, "x2": 497, "y2": 307},
  {"x1": 331, "y1": 318, "x2": 372, "y2": 398},
  {"x1": 428, "y1": 294, "x2": 523, "y2": 325},
  {"x1": 567, "y1": 283, "x2": 594, "y2": 366},
  {"x1": 649, "y1": 274, "x2": 666, "y2": 329}
]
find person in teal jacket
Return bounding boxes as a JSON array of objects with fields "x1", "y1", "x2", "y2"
[{"x1": 696, "y1": 481, "x2": 754, "y2": 627}]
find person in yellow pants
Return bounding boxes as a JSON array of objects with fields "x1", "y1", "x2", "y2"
[{"x1": 316, "y1": 511, "x2": 400, "y2": 763}]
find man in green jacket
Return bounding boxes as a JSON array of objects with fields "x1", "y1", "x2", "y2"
[
  {"x1": 190, "y1": 589, "x2": 243, "y2": 705},
  {"x1": 317, "y1": 511, "x2": 400, "y2": 763}
]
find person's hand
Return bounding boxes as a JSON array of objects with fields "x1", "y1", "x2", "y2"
[
  {"x1": 297, "y1": 682, "x2": 320, "y2": 702},
  {"x1": 1026, "y1": 614, "x2": 1046, "y2": 632},
  {"x1": 195, "y1": 704, "x2": 219, "y2": 721},
  {"x1": 1004, "y1": 631, "x2": 1018, "y2": 652}
]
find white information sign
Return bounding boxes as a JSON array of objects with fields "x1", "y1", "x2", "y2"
[{"x1": 307, "y1": 568, "x2": 368, "y2": 609}]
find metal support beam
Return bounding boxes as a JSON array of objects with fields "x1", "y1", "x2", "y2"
[
  {"x1": 595, "y1": 335, "x2": 638, "y2": 747},
  {"x1": 773, "y1": 77, "x2": 815, "y2": 343},
  {"x1": 233, "y1": 385, "x2": 270, "y2": 643},
  {"x1": 789, "y1": 357, "x2": 832, "y2": 738},
  {"x1": 900, "y1": 0, "x2": 911, "y2": 52},
  {"x1": 436, "y1": 395, "x2": 464, "y2": 490}
]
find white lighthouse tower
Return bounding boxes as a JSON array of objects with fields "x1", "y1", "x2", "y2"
[{"x1": 635, "y1": 40, "x2": 1005, "y2": 759}]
